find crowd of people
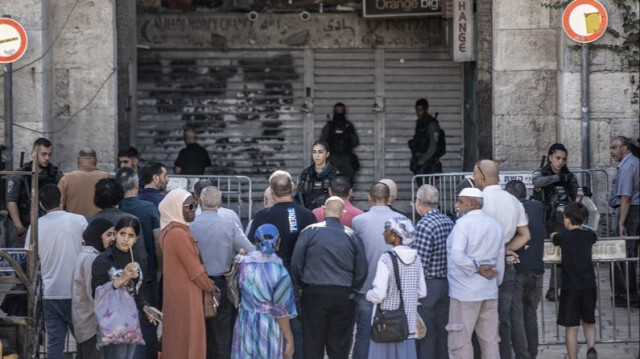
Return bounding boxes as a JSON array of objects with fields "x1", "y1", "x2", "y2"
[{"x1": 2, "y1": 117, "x2": 639, "y2": 359}]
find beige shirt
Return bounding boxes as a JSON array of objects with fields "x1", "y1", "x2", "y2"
[{"x1": 58, "y1": 166, "x2": 109, "y2": 218}]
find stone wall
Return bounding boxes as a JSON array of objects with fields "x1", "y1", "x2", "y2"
[{"x1": 0, "y1": 0, "x2": 117, "y2": 173}]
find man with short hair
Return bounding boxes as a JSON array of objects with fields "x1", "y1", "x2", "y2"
[
  {"x1": 291, "y1": 197, "x2": 368, "y2": 359},
  {"x1": 6, "y1": 137, "x2": 63, "y2": 246},
  {"x1": 447, "y1": 187, "x2": 505, "y2": 359},
  {"x1": 351, "y1": 182, "x2": 409, "y2": 359},
  {"x1": 138, "y1": 161, "x2": 168, "y2": 208},
  {"x1": 413, "y1": 184, "x2": 455, "y2": 359},
  {"x1": 505, "y1": 180, "x2": 546, "y2": 359},
  {"x1": 117, "y1": 146, "x2": 140, "y2": 172},
  {"x1": 474, "y1": 159, "x2": 531, "y2": 359},
  {"x1": 57, "y1": 146, "x2": 109, "y2": 218},
  {"x1": 312, "y1": 174, "x2": 363, "y2": 228},
  {"x1": 609, "y1": 136, "x2": 640, "y2": 306},
  {"x1": 115, "y1": 167, "x2": 160, "y2": 359},
  {"x1": 191, "y1": 186, "x2": 254, "y2": 359},
  {"x1": 247, "y1": 170, "x2": 317, "y2": 359},
  {"x1": 26, "y1": 184, "x2": 86, "y2": 359},
  {"x1": 193, "y1": 179, "x2": 242, "y2": 229},
  {"x1": 174, "y1": 126, "x2": 212, "y2": 175},
  {"x1": 408, "y1": 98, "x2": 443, "y2": 174}
]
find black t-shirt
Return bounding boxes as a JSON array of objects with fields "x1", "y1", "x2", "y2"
[
  {"x1": 515, "y1": 199, "x2": 546, "y2": 275},
  {"x1": 174, "y1": 143, "x2": 212, "y2": 175},
  {"x1": 552, "y1": 228, "x2": 597, "y2": 290},
  {"x1": 247, "y1": 201, "x2": 317, "y2": 271}
]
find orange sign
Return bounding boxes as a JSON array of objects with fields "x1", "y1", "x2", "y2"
[
  {"x1": 562, "y1": 0, "x2": 608, "y2": 43},
  {"x1": 0, "y1": 18, "x2": 28, "y2": 64}
]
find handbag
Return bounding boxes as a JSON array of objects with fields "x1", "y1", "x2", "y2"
[
  {"x1": 370, "y1": 251, "x2": 409, "y2": 343},
  {"x1": 226, "y1": 253, "x2": 244, "y2": 309},
  {"x1": 203, "y1": 286, "x2": 221, "y2": 319}
]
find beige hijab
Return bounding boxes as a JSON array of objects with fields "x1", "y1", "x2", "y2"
[{"x1": 159, "y1": 188, "x2": 192, "y2": 230}]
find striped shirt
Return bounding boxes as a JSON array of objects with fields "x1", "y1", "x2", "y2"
[{"x1": 412, "y1": 208, "x2": 454, "y2": 279}]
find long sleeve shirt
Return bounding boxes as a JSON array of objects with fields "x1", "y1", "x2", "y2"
[
  {"x1": 447, "y1": 209, "x2": 505, "y2": 301},
  {"x1": 291, "y1": 217, "x2": 368, "y2": 291}
]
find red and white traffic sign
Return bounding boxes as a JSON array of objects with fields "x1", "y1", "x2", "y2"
[
  {"x1": 0, "y1": 18, "x2": 28, "y2": 64},
  {"x1": 562, "y1": 0, "x2": 608, "y2": 43}
]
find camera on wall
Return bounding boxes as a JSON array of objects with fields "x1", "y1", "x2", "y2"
[
  {"x1": 248, "y1": 11, "x2": 259, "y2": 22},
  {"x1": 299, "y1": 11, "x2": 310, "y2": 21}
]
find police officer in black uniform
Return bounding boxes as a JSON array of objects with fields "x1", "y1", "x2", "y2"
[
  {"x1": 295, "y1": 140, "x2": 340, "y2": 210},
  {"x1": 6, "y1": 138, "x2": 63, "y2": 247},
  {"x1": 408, "y1": 98, "x2": 443, "y2": 174},
  {"x1": 320, "y1": 103, "x2": 360, "y2": 182}
]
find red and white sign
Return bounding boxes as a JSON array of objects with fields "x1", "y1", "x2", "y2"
[
  {"x1": 452, "y1": 0, "x2": 474, "y2": 62},
  {"x1": 562, "y1": 0, "x2": 608, "y2": 44},
  {"x1": 0, "y1": 18, "x2": 28, "y2": 64}
]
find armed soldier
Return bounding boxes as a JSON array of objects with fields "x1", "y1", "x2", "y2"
[
  {"x1": 408, "y1": 98, "x2": 445, "y2": 174},
  {"x1": 320, "y1": 103, "x2": 360, "y2": 182}
]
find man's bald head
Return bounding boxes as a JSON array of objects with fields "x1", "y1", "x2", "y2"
[
  {"x1": 77, "y1": 146, "x2": 97, "y2": 168},
  {"x1": 474, "y1": 159, "x2": 499, "y2": 189},
  {"x1": 323, "y1": 196, "x2": 345, "y2": 218}
]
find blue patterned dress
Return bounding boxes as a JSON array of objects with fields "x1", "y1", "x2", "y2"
[{"x1": 231, "y1": 252, "x2": 297, "y2": 359}]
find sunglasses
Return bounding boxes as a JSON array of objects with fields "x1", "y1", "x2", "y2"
[{"x1": 183, "y1": 203, "x2": 196, "y2": 210}]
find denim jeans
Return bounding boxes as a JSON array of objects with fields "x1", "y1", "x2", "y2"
[
  {"x1": 103, "y1": 343, "x2": 136, "y2": 359},
  {"x1": 515, "y1": 272, "x2": 542, "y2": 359},
  {"x1": 352, "y1": 293, "x2": 373, "y2": 359},
  {"x1": 44, "y1": 299, "x2": 74, "y2": 359},
  {"x1": 498, "y1": 265, "x2": 516, "y2": 359},
  {"x1": 416, "y1": 278, "x2": 449, "y2": 359},
  {"x1": 510, "y1": 273, "x2": 532, "y2": 359}
]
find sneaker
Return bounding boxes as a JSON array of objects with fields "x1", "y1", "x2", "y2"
[
  {"x1": 586, "y1": 347, "x2": 597, "y2": 359},
  {"x1": 545, "y1": 288, "x2": 558, "y2": 302}
]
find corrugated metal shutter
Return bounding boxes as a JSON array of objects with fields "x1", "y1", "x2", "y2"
[
  {"x1": 312, "y1": 50, "x2": 376, "y2": 204},
  {"x1": 137, "y1": 50, "x2": 306, "y2": 198},
  {"x1": 383, "y1": 48, "x2": 463, "y2": 208}
]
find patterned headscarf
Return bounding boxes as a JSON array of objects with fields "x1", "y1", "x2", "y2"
[
  {"x1": 384, "y1": 217, "x2": 416, "y2": 246},
  {"x1": 159, "y1": 188, "x2": 192, "y2": 229},
  {"x1": 254, "y1": 224, "x2": 279, "y2": 256}
]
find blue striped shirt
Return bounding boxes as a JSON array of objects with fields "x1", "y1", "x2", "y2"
[{"x1": 411, "y1": 209, "x2": 454, "y2": 279}]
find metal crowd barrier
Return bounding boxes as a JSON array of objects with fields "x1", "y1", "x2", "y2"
[
  {"x1": 411, "y1": 168, "x2": 612, "y2": 236},
  {"x1": 167, "y1": 174, "x2": 253, "y2": 224},
  {"x1": 541, "y1": 237, "x2": 639, "y2": 344}
]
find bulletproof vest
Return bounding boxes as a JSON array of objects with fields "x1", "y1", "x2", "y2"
[
  {"x1": 327, "y1": 119, "x2": 355, "y2": 154},
  {"x1": 17, "y1": 163, "x2": 62, "y2": 225}
]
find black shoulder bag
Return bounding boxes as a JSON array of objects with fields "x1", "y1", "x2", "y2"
[{"x1": 370, "y1": 251, "x2": 409, "y2": 343}]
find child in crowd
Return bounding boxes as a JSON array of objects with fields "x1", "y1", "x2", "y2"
[{"x1": 551, "y1": 201, "x2": 598, "y2": 359}]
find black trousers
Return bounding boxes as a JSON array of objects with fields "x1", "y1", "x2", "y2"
[
  {"x1": 301, "y1": 285, "x2": 355, "y2": 359},
  {"x1": 205, "y1": 276, "x2": 236, "y2": 359}
]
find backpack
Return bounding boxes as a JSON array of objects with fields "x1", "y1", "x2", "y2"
[{"x1": 433, "y1": 112, "x2": 446, "y2": 158}]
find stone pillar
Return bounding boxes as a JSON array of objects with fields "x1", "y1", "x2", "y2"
[{"x1": 492, "y1": 0, "x2": 557, "y2": 170}]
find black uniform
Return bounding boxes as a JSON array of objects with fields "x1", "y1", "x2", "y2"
[
  {"x1": 531, "y1": 164, "x2": 579, "y2": 234},
  {"x1": 408, "y1": 114, "x2": 442, "y2": 174},
  {"x1": 6, "y1": 161, "x2": 63, "y2": 227},
  {"x1": 295, "y1": 163, "x2": 339, "y2": 210},
  {"x1": 320, "y1": 113, "x2": 360, "y2": 181}
]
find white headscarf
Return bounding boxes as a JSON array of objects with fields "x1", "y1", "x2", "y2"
[
  {"x1": 159, "y1": 188, "x2": 192, "y2": 230},
  {"x1": 384, "y1": 217, "x2": 416, "y2": 246}
]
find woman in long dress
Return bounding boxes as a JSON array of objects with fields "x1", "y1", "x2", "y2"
[
  {"x1": 159, "y1": 189, "x2": 215, "y2": 359},
  {"x1": 367, "y1": 217, "x2": 426, "y2": 359},
  {"x1": 231, "y1": 224, "x2": 296, "y2": 359}
]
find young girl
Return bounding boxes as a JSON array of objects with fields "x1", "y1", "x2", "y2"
[{"x1": 91, "y1": 217, "x2": 160, "y2": 359}]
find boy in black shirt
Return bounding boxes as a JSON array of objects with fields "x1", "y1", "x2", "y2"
[{"x1": 551, "y1": 201, "x2": 597, "y2": 359}]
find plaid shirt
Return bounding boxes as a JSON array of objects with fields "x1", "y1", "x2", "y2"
[{"x1": 412, "y1": 208, "x2": 455, "y2": 278}]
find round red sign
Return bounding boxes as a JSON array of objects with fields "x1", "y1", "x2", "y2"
[
  {"x1": 562, "y1": 0, "x2": 608, "y2": 44},
  {"x1": 0, "y1": 18, "x2": 28, "y2": 64}
]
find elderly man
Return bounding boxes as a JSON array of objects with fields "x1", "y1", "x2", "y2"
[
  {"x1": 609, "y1": 136, "x2": 640, "y2": 307},
  {"x1": 193, "y1": 179, "x2": 242, "y2": 229},
  {"x1": 57, "y1": 146, "x2": 109, "y2": 217},
  {"x1": 191, "y1": 185, "x2": 254, "y2": 359},
  {"x1": 138, "y1": 161, "x2": 168, "y2": 208},
  {"x1": 291, "y1": 196, "x2": 368, "y2": 359},
  {"x1": 413, "y1": 184, "x2": 455, "y2": 359},
  {"x1": 351, "y1": 182, "x2": 408, "y2": 359},
  {"x1": 474, "y1": 159, "x2": 530, "y2": 359},
  {"x1": 247, "y1": 170, "x2": 317, "y2": 359},
  {"x1": 447, "y1": 187, "x2": 505, "y2": 359},
  {"x1": 312, "y1": 174, "x2": 363, "y2": 228},
  {"x1": 378, "y1": 178, "x2": 410, "y2": 217}
]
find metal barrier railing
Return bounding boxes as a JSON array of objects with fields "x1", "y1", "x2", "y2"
[
  {"x1": 167, "y1": 174, "x2": 253, "y2": 224},
  {"x1": 411, "y1": 168, "x2": 612, "y2": 236},
  {"x1": 541, "y1": 237, "x2": 638, "y2": 345}
]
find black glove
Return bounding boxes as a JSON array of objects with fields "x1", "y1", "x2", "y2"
[
  {"x1": 557, "y1": 174, "x2": 568, "y2": 182},
  {"x1": 582, "y1": 186, "x2": 593, "y2": 197}
]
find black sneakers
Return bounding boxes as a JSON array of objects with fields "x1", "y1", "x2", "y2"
[
  {"x1": 545, "y1": 288, "x2": 558, "y2": 302},
  {"x1": 586, "y1": 347, "x2": 597, "y2": 359}
]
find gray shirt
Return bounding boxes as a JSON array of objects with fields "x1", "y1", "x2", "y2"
[
  {"x1": 610, "y1": 152, "x2": 640, "y2": 207},
  {"x1": 291, "y1": 217, "x2": 368, "y2": 291},
  {"x1": 190, "y1": 210, "x2": 254, "y2": 276},
  {"x1": 352, "y1": 205, "x2": 408, "y2": 293}
]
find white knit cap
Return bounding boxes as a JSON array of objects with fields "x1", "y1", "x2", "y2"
[{"x1": 459, "y1": 187, "x2": 483, "y2": 198}]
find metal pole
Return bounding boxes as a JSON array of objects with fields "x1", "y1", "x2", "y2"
[
  {"x1": 581, "y1": 43, "x2": 590, "y2": 171},
  {"x1": 3, "y1": 15, "x2": 13, "y2": 171}
]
